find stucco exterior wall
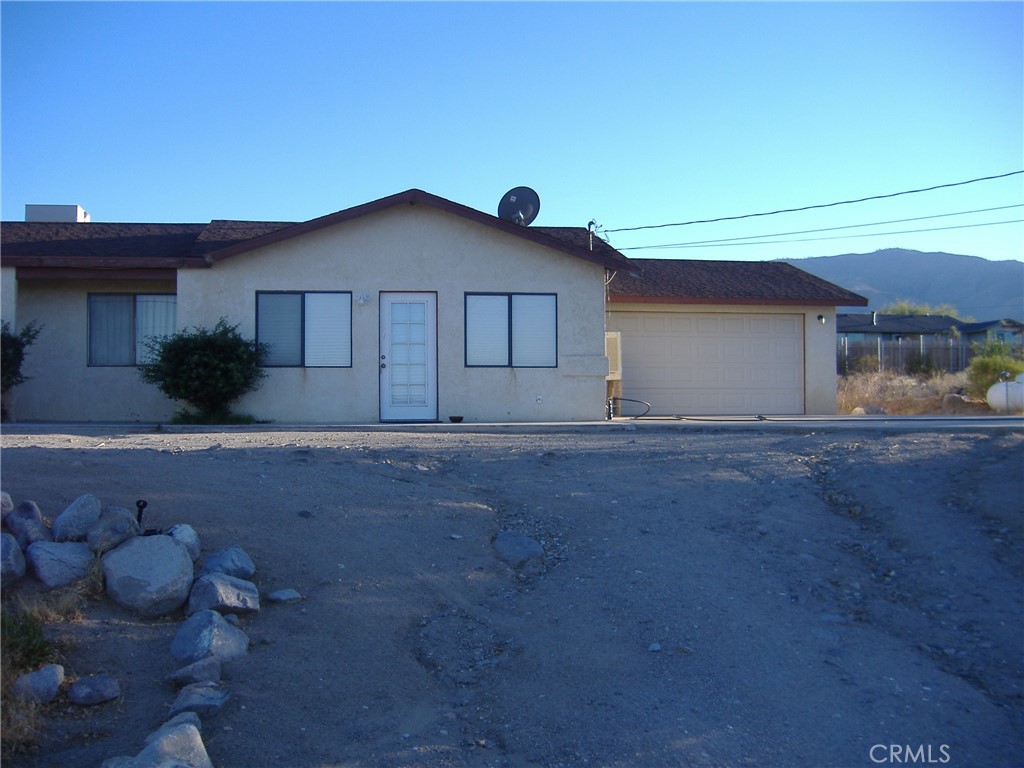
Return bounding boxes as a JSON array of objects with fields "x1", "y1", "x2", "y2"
[
  {"x1": 1, "y1": 266, "x2": 17, "y2": 325},
  {"x1": 9, "y1": 278, "x2": 179, "y2": 422},
  {"x1": 607, "y1": 303, "x2": 838, "y2": 415},
  {"x1": 174, "y1": 204, "x2": 609, "y2": 423}
]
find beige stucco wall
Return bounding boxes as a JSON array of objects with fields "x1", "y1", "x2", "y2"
[
  {"x1": 9, "y1": 278, "x2": 179, "y2": 422},
  {"x1": 172, "y1": 204, "x2": 610, "y2": 423},
  {"x1": 1, "y1": 266, "x2": 17, "y2": 325},
  {"x1": 607, "y1": 302, "x2": 838, "y2": 415}
]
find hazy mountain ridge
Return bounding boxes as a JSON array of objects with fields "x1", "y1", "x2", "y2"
[{"x1": 778, "y1": 249, "x2": 1023, "y2": 321}]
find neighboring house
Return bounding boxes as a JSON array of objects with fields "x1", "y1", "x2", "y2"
[
  {"x1": 1, "y1": 190, "x2": 866, "y2": 422},
  {"x1": 836, "y1": 313, "x2": 1023, "y2": 374}
]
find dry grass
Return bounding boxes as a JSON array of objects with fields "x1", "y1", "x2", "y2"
[
  {"x1": 1, "y1": 555, "x2": 105, "y2": 756},
  {"x1": 837, "y1": 371, "x2": 992, "y2": 415}
]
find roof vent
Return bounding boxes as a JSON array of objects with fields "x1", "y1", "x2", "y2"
[{"x1": 25, "y1": 204, "x2": 90, "y2": 223}]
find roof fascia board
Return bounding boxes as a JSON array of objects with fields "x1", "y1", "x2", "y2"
[{"x1": 6, "y1": 256, "x2": 207, "y2": 270}]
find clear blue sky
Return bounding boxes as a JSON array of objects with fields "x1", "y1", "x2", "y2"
[{"x1": 2, "y1": 1, "x2": 1022, "y2": 263}]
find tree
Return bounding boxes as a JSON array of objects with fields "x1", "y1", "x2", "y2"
[
  {"x1": 139, "y1": 320, "x2": 267, "y2": 421},
  {"x1": 878, "y1": 300, "x2": 965, "y2": 319},
  {"x1": 1, "y1": 320, "x2": 41, "y2": 393}
]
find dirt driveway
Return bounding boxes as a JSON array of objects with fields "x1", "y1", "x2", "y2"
[{"x1": 2, "y1": 423, "x2": 1022, "y2": 768}]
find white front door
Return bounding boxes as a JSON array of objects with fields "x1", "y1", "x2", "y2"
[{"x1": 379, "y1": 292, "x2": 438, "y2": 422}]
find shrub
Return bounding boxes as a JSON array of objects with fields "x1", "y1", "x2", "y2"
[
  {"x1": 965, "y1": 339, "x2": 1024, "y2": 399},
  {"x1": 1, "y1": 321, "x2": 41, "y2": 393},
  {"x1": 139, "y1": 319, "x2": 267, "y2": 421}
]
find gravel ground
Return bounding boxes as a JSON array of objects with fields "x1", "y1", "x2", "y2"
[{"x1": 1, "y1": 423, "x2": 1022, "y2": 768}]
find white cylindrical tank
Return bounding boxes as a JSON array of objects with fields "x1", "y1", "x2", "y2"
[{"x1": 986, "y1": 373, "x2": 1024, "y2": 414}]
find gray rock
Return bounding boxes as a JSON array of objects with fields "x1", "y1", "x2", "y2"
[
  {"x1": 87, "y1": 506, "x2": 139, "y2": 554},
  {"x1": 266, "y1": 588, "x2": 302, "y2": 603},
  {"x1": 53, "y1": 493, "x2": 103, "y2": 542},
  {"x1": 1, "y1": 531, "x2": 26, "y2": 587},
  {"x1": 12, "y1": 663, "x2": 64, "y2": 703},
  {"x1": 170, "y1": 609, "x2": 249, "y2": 664},
  {"x1": 187, "y1": 572, "x2": 260, "y2": 616},
  {"x1": 6, "y1": 500, "x2": 52, "y2": 549},
  {"x1": 103, "y1": 535, "x2": 194, "y2": 617},
  {"x1": 168, "y1": 681, "x2": 230, "y2": 719},
  {"x1": 26, "y1": 540, "x2": 94, "y2": 588},
  {"x1": 0, "y1": 490, "x2": 13, "y2": 521},
  {"x1": 144, "y1": 712, "x2": 202, "y2": 744},
  {"x1": 166, "y1": 658, "x2": 222, "y2": 688},
  {"x1": 133, "y1": 722, "x2": 213, "y2": 768},
  {"x1": 166, "y1": 524, "x2": 200, "y2": 561},
  {"x1": 68, "y1": 673, "x2": 121, "y2": 705},
  {"x1": 199, "y1": 545, "x2": 255, "y2": 579},
  {"x1": 493, "y1": 530, "x2": 544, "y2": 568}
]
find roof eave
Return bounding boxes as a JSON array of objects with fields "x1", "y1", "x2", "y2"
[{"x1": 607, "y1": 294, "x2": 869, "y2": 307}]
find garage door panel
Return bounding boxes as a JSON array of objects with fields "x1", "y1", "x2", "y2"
[{"x1": 609, "y1": 311, "x2": 805, "y2": 415}]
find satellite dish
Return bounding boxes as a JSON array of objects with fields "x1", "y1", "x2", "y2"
[{"x1": 498, "y1": 187, "x2": 540, "y2": 226}]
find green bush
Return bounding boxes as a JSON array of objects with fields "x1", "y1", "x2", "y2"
[
  {"x1": 139, "y1": 319, "x2": 267, "y2": 421},
  {"x1": 1, "y1": 321, "x2": 41, "y2": 394},
  {"x1": 965, "y1": 339, "x2": 1024, "y2": 399}
]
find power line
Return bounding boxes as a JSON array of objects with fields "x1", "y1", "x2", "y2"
[
  {"x1": 604, "y1": 170, "x2": 1024, "y2": 234},
  {"x1": 620, "y1": 204, "x2": 1024, "y2": 251},
  {"x1": 622, "y1": 218, "x2": 1023, "y2": 249}
]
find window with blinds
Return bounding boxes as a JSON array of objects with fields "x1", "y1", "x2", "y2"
[
  {"x1": 256, "y1": 291, "x2": 352, "y2": 367},
  {"x1": 465, "y1": 293, "x2": 557, "y2": 368}
]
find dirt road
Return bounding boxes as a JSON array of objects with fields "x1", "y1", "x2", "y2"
[{"x1": 2, "y1": 424, "x2": 1022, "y2": 768}]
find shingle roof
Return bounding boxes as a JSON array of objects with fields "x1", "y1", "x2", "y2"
[
  {"x1": 608, "y1": 258, "x2": 868, "y2": 306},
  {"x1": 0, "y1": 222, "x2": 208, "y2": 267}
]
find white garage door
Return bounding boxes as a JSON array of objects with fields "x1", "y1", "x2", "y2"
[{"x1": 608, "y1": 312, "x2": 804, "y2": 415}]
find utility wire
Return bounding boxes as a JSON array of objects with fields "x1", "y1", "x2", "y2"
[
  {"x1": 625, "y1": 218, "x2": 1023, "y2": 249},
  {"x1": 604, "y1": 170, "x2": 1024, "y2": 234},
  {"x1": 620, "y1": 204, "x2": 1024, "y2": 250}
]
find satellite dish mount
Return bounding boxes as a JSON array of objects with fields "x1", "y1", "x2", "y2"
[{"x1": 498, "y1": 187, "x2": 540, "y2": 226}]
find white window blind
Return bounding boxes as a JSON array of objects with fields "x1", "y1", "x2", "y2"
[
  {"x1": 512, "y1": 294, "x2": 557, "y2": 367},
  {"x1": 304, "y1": 293, "x2": 351, "y2": 367},
  {"x1": 88, "y1": 294, "x2": 176, "y2": 366},
  {"x1": 465, "y1": 295, "x2": 510, "y2": 366}
]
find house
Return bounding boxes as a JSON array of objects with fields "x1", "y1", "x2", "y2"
[{"x1": 1, "y1": 190, "x2": 866, "y2": 423}]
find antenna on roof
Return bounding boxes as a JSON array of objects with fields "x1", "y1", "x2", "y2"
[{"x1": 498, "y1": 187, "x2": 540, "y2": 226}]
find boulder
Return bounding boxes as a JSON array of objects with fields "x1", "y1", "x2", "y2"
[
  {"x1": 6, "y1": 501, "x2": 52, "y2": 549},
  {"x1": 166, "y1": 524, "x2": 200, "y2": 561},
  {"x1": 170, "y1": 609, "x2": 249, "y2": 664},
  {"x1": 166, "y1": 657, "x2": 222, "y2": 688},
  {"x1": 187, "y1": 572, "x2": 260, "y2": 616},
  {"x1": 52, "y1": 493, "x2": 102, "y2": 542},
  {"x1": 12, "y1": 663, "x2": 64, "y2": 704},
  {"x1": 199, "y1": 545, "x2": 255, "y2": 579},
  {"x1": 133, "y1": 722, "x2": 213, "y2": 768},
  {"x1": 26, "y1": 541, "x2": 94, "y2": 588},
  {"x1": 103, "y1": 535, "x2": 193, "y2": 617},
  {"x1": 87, "y1": 506, "x2": 139, "y2": 554},
  {"x1": 493, "y1": 530, "x2": 544, "y2": 568},
  {"x1": 68, "y1": 673, "x2": 121, "y2": 705},
  {"x1": 0, "y1": 490, "x2": 13, "y2": 521},
  {"x1": 1, "y1": 531, "x2": 26, "y2": 587},
  {"x1": 168, "y1": 681, "x2": 230, "y2": 719}
]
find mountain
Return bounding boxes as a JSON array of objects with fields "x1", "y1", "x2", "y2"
[{"x1": 778, "y1": 249, "x2": 1024, "y2": 321}]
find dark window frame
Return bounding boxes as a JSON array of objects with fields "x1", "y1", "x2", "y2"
[
  {"x1": 256, "y1": 290, "x2": 353, "y2": 368},
  {"x1": 464, "y1": 292, "x2": 558, "y2": 368}
]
